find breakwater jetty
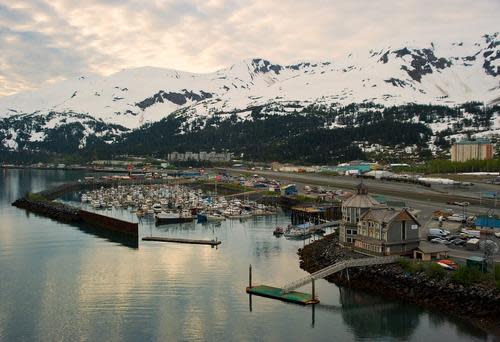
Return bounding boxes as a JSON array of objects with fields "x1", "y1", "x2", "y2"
[
  {"x1": 142, "y1": 236, "x2": 221, "y2": 246},
  {"x1": 11, "y1": 178, "x2": 187, "y2": 237},
  {"x1": 12, "y1": 198, "x2": 139, "y2": 237}
]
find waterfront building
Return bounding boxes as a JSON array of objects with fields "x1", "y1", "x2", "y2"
[
  {"x1": 339, "y1": 183, "x2": 380, "y2": 245},
  {"x1": 355, "y1": 208, "x2": 421, "y2": 256},
  {"x1": 450, "y1": 139, "x2": 493, "y2": 162}
]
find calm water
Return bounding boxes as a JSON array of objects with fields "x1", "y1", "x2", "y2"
[{"x1": 0, "y1": 169, "x2": 494, "y2": 341}]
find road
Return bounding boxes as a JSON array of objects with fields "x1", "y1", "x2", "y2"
[{"x1": 221, "y1": 168, "x2": 500, "y2": 207}]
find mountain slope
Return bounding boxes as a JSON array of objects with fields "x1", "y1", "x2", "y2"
[{"x1": 0, "y1": 32, "x2": 499, "y2": 160}]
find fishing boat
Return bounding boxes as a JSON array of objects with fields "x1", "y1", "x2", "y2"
[
  {"x1": 155, "y1": 211, "x2": 194, "y2": 225},
  {"x1": 284, "y1": 223, "x2": 313, "y2": 240}
]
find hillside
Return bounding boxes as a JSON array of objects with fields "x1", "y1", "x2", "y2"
[{"x1": 0, "y1": 32, "x2": 498, "y2": 163}]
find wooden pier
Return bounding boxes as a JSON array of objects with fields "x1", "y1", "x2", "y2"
[{"x1": 142, "y1": 236, "x2": 221, "y2": 246}]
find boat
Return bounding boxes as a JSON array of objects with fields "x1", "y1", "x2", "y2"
[
  {"x1": 152, "y1": 203, "x2": 162, "y2": 213},
  {"x1": 206, "y1": 214, "x2": 225, "y2": 222},
  {"x1": 284, "y1": 228, "x2": 312, "y2": 240},
  {"x1": 155, "y1": 211, "x2": 194, "y2": 224},
  {"x1": 273, "y1": 226, "x2": 284, "y2": 236},
  {"x1": 284, "y1": 223, "x2": 313, "y2": 240}
]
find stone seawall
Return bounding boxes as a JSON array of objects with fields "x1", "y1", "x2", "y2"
[
  {"x1": 12, "y1": 199, "x2": 138, "y2": 237},
  {"x1": 298, "y1": 233, "x2": 500, "y2": 335},
  {"x1": 12, "y1": 198, "x2": 82, "y2": 223},
  {"x1": 79, "y1": 210, "x2": 138, "y2": 237}
]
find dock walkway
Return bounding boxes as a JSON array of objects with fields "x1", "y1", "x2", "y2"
[
  {"x1": 281, "y1": 256, "x2": 399, "y2": 293},
  {"x1": 142, "y1": 236, "x2": 221, "y2": 246}
]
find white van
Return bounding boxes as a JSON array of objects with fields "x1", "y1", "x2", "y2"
[{"x1": 428, "y1": 228, "x2": 449, "y2": 240}]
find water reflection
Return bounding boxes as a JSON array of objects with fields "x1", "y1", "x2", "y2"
[
  {"x1": 75, "y1": 222, "x2": 139, "y2": 249},
  {"x1": 339, "y1": 287, "x2": 420, "y2": 340},
  {"x1": 339, "y1": 287, "x2": 489, "y2": 341}
]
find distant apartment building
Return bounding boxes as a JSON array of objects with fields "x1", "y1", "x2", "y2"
[
  {"x1": 167, "y1": 151, "x2": 233, "y2": 162},
  {"x1": 450, "y1": 139, "x2": 493, "y2": 162}
]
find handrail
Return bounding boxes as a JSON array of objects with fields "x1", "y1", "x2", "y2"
[{"x1": 281, "y1": 256, "x2": 399, "y2": 293}]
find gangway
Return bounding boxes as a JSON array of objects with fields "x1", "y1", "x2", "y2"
[{"x1": 281, "y1": 256, "x2": 399, "y2": 293}]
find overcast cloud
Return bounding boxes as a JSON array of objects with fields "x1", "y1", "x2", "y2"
[{"x1": 0, "y1": 0, "x2": 498, "y2": 96}]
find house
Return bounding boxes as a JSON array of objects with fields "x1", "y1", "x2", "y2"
[
  {"x1": 355, "y1": 207, "x2": 421, "y2": 256},
  {"x1": 413, "y1": 241, "x2": 449, "y2": 261},
  {"x1": 339, "y1": 183, "x2": 380, "y2": 245}
]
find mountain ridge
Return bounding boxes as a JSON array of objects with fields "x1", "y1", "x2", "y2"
[{"x1": 0, "y1": 32, "x2": 499, "y2": 162}]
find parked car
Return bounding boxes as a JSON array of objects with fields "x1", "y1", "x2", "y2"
[
  {"x1": 447, "y1": 214, "x2": 467, "y2": 223},
  {"x1": 431, "y1": 238, "x2": 451, "y2": 245},
  {"x1": 450, "y1": 238, "x2": 466, "y2": 246},
  {"x1": 465, "y1": 238, "x2": 480, "y2": 250}
]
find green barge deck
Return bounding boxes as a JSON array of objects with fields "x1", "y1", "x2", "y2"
[{"x1": 246, "y1": 285, "x2": 319, "y2": 305}]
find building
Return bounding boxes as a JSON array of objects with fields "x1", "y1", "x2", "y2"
[
  {"x1": 167, "y1": 151, "x2": 234, "y2": 162},
  {"x1": 413, "y1": 242, "x2": 449, "y2": 261},
  {"x1": 450, "y1": 139, "x2": 493, "y2": 162},
  {"x1": 339, "y1": 183, "x2": 380, "y2": 245},
  {"x1": 355, "y1": 207, "x2": 421, "y2": 256},
  {"x1": 290, "y1": 204, "x2": 342, "y2": 225}
]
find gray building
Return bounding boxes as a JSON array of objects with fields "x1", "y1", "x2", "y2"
[
  {"x1": 167, "y1": 151, "x2": 233, "y2": 162},
  {"x1": 355, "y1": 207, "x2": 421, "y2": 256},
  {"x1": 339, "y1": 183, "x2": 380, "y2": 245}
]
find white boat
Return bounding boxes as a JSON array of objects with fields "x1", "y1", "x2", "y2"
[
  {"x1": 155, "y1": 211, "x2": 193, "y2": 224},
  {"x1": 152, "y1": 203, "x2": 162, "y2": 213}
]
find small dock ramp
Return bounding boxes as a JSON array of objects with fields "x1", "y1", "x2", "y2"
[{"x1": 281, "y1": 256, "x2": 399, "y2": 293}]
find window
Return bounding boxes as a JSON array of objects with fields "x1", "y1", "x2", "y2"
[{"x1": 401, "y1": 221, "x2": 406, "y2": 240}]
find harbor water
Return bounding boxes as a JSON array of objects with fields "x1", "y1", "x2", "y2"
[{"x1": 0, "y1": 169, "x2": 494, "y2": 341}]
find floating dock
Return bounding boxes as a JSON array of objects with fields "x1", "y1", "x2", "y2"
[
  {"x1": 142, "y1": 236, "x2": 221, "y2": 246},
  {"x1": 246, "y1": 285, "x2": 319, "y2": 305}
]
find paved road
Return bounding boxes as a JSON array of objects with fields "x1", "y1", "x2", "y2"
[
  {"x1": 447, "y1": 247, "x2": 500, "y2": 262},
  {"x1": 222, "y1": 168, "x2": 500, "y2": 207}
]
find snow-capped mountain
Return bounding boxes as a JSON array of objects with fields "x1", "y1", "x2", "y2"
[{"x1": 0, "y1": 32, "x2": 499, "y2": 156}]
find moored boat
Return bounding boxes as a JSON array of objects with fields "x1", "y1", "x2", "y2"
[{"x1": 155, "y1": 211, "x2": 194, "y2": 224}]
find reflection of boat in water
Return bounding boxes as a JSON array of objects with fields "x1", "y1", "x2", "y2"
[
  {"x1": 155, "y1": 211, "x2": 194, "y2": 225},
  {"x1": 284, "y1": 223, "x2": 314, "y2": 240}
]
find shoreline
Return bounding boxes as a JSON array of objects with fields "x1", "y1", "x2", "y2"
[{"x1": 298, "y1": 233, "x2": 500, "y2": 336}]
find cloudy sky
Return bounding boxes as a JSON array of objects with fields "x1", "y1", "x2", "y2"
[{"x1": 0, "y1": 0, "x2": 498, "y2": 97}]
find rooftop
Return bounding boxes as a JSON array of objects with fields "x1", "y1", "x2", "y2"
[
  {"x1": 417, "y1": 241, "x2": 449, "y2": 254},
  {"x1": 455, "y1": 139, "x2": 491, "y2": 145}
]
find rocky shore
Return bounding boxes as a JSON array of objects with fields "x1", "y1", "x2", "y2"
[{"x1": 298, "y1": 233, "x2": 500, "y2": 335}]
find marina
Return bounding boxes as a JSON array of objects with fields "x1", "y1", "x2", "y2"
[{"x1": 79, "y1": 183, "x2": 277, "y2": 223}]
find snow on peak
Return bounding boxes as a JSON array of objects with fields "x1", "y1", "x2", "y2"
[{"x1": 0, "y1": 33, "x2": 498, "y2": 130}]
